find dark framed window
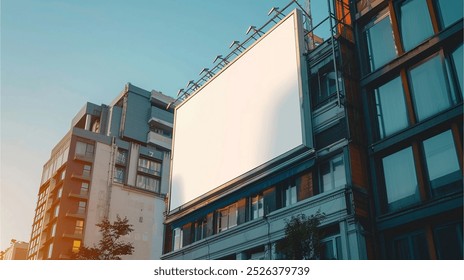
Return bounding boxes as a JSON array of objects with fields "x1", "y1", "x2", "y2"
[
  {"x1": 82, "y1": 165, "x2": 91, "y2": 178},
  {"x1": 217, "y1": 203, "x2": 237, "y2": 233},
  {"x1": 409, "y1": 53, "x2": 457, "y2": 121},
  {"x1": 434, "y1": 222, "x2": 463, "y2": 260},
  {"x1": 136, "y1": 174, "x2": 160, "y2": 192},
  {"x1": 422, "y1": 130, "x2": 461, "y2": 196},
  {"x1": 250, "y1": 194, "x2": 264, "y2": 220},
  {"x1": 436, "y1": 0, "x2": 463, "y2": 29},
  {"x1": 450, "y1": 44, "x2": 463, "y2": 98},
  {"x1": 382, "y1": 147, "x2": 420, "y2": 211},
  {"x1": 374, "y1": 76, "x2": 409, "y2": 138},
  {"x1": 77, "y1": 201, "x2": 86, "y2": 215},
  {"x1": 115, "y1": 149, "x2": 127, "y2": 165},
  {"x1": 80, "y1": 182, "x2": 89, "y2": 196},
  {"x1": 173, "y1": 228, "x2": 182, "y2": 250},
  {"x1": 138, "y1": 157, "x2": 161, "y2": 176},
  {"x1": 75, "y1": 141, "x2": 94, "y2": 158},
  {"x1": 363, "y1": 9, "x2": 397, "y2": 72},
  {"x1": 74, "y1": 220, "x2": 84, "y2": 235},
  {"x1": 310, "y1": 60, "x2": 340, "y2": 107},
  {"x1": 390, "y1": 231, "x2": 430, "y2": 259},
  {"x1": 319, "y1": 154, "x2": 346, "y2": 193},
  {"x1": 114, "y1": 167, "x2": 125, "y2": 184},
  {"x1": 396, "y1": 0, "x2": 434, "y2": 51}
]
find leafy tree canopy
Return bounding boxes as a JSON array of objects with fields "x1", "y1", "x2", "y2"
[
  {"x1": 72, "y1": 215, "x2": 134, "y2": 260},
  {"x1": 276, "y1": 210, "x2": 325, "y2": 260}
]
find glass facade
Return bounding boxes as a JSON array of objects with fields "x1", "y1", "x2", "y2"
[
  {"x1": 392, "y1": 231, "x2": 430, "y2": 259},
  {"x1": 436, "y1": 0, "x2": 464, "y2": 29},
  {"x1": 423, "y1": 130, "x2": 461, "y2": 195},
  {"x1": 397, "y1": 0, "x2": 434, "y2": 51},
  {"x1": 451, "y1": 44, "x2": 463, "y2": 97},
  {"x1": 364, "y1": 11, "x2": 397, "y2": 71},
  {"x1": 409, "y1": 54, "x2": 456, "y2": 121},
  {"x1": 382, "y1": 147, "x2": 419, "y2": 210},
  {"x1": 374, "y1": 77, "x2": 409, "y2": 138}
]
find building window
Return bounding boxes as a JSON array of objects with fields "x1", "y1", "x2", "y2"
[
  {"x1": 217, "y1": 203, "x2": 237, "y2": 233},
  {"x1": 194, "y1": 218, "x2": 208, "y2": 241},
  {"x1": 409, "y1": 53, "x2": 457, "y2": 121},
  {"x1": 319, "y1": 155, "x2": 346, "y2": 193},
  {"x1": 80, "y1": 182, "x2": 89, "y2": 196},
  {"x1": 59, "y1": 170, "x2": 66, "y2": 181},
  {"x1": 51, "y1": 223, "x2": 57, "y2": 237},
  {"x1": 82, "y1": 165, "x2": 91, "y2": 178},
  {"x1": 363, "y1": 10, "x2": 397, "y2": 72},
  {"x1": 436, "y1": 0, "x2": 463, "y2": 29},
  {"x1": 423, "y1": 130, "x2": 461, "y2": 196},
  {"x1": 74, "y1": 220, "x2": 84, "y2": 235},
  {"x1": 374, "y1": 76, "x2": 409, "y2": 138},
  {"x1": 77, "y1": 201, "x2": 86, "y2": 215},
  {"x1": 173, "y1": 228, "x2": 182, "y2": 250},
  {"x1": 53, "y1": 205, "x2": 60, "y2": 218},
  {"x1": 115, "y1": 149, "x2": 127, "y2": 165},
  {"x1": 75, "y1": 141, "x2": 94, "y2": 158},
  {"x1": 135, "y1": 175, "x2": 160, "y2": 193},
  {"x1": 57, "y1": 187, "x2": 63, "y2": 199},
  {"x1": 114, "y1": 167, "x2": 125, "y2": 184},
  {"x1": 397, "y1": 0, "x2": 434, "y2": 51},
  {"x1": 434, "y1": 222, "x2": 463, "y2": 260},
  {"x1": 47, "y1": 243, "x2": 53, "y2": 259},
  {"x1": 283, "y1": 184, "x2": 297, "y2": 207},
  {"x1": 382, "y1": 147, "x2": 419, "y2": 211},
  {"x1": 138, "y1": 157, "x2": 161, "y2": 176},
  {"x1": 391, "y1": 231, "x2": 430, "y2": 259},
  {"x1": 72, "y1": 240, "x2": 81, "y2": 253},
  {"x1": 310, "y1": 61, "x2": 339, "y2": 107},
  {"x1": 451, "y1": 44, "x2": 463, "y2": 97},
  {"x1": 250, "y1": 194, "x2": 264, "y2": 220},
  {"x1": 321, "y1": 236, "x2": 343, "y2": 260}
]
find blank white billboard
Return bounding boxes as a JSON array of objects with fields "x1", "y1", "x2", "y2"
[{"x1": 170, "y1": 10, "x2": 311, "y2": 211}]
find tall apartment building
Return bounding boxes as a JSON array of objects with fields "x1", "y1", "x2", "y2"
[
  {"x1": 161, "y1": 0, "x2": 462, "y2": 260},
  {"x1": 162, "y1": 2, "x2": 372, "y2": 260},
  {"x1": 354, "y1": 0, "x2": 463, "y2": 259},
  {"x1": 27, "y1": 83, "x2": 175, "y2": 260}
]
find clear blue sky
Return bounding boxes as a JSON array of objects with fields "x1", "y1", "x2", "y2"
[{"x1": 0, "y1": 0, "x2": 329, "y2": 251}]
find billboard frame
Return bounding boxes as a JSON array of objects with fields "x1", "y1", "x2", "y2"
[{"x1": 168, "y1": 9, "x2": 314, "y2": 217}]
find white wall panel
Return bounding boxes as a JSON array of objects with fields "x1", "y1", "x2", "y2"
[{"x1": 170, "y1": 11, "x2": 308, "y2": 211}]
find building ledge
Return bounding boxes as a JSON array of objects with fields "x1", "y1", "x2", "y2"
[
  {"x1": 66, "y1": 212, "x2": 86, "y2": 219},
  {"x1": 68, "y1": 192, "x2": 89, "y2": 200},
  {"x1": 147, "y1": 131, "x2": 172, "y2": 150}
]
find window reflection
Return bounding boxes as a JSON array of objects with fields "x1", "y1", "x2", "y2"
[
  {"x1": 409, "y1": 54, "x2": 456, "y2": 121},
  {"x1": 364, "y1": 11, "x2": 397, "y2": 71},
  {"x1": 374, "y1": 76, "x2": 409, "y2": 138},
  {"x1": 398, "y1": 0, "x2": 433, "y2": 51}
]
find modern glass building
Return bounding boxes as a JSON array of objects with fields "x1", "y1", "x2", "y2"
[{"x1": 354, "y1": 0, "x2": 463, "y2": 259}]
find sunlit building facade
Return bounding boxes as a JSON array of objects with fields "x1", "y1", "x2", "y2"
[
  {"x1": 27, "y1": 83, "x2": 175, "y2": 260},
  {"x1": 162, "y1": 1, "x2": 373, "y2": 260},
  {"x1": 354, "y1": 0, "x2": 463, "y2": 259},
  {"x1": 162, "y1": 0, "x2": 462, "y2": 260}
]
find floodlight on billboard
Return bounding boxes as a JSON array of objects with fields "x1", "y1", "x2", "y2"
[{"x1": 169, "y1": 9, "x2": 313, "y2": 212}]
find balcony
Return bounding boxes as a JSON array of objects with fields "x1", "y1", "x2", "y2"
[
  {"x1": 66, "y1": 212, "x2": 86, "y2": 219},
  {"x1": 62, "y1": 232, "x2": 83, "y2": 239},
  {"x1": 147, "y1": 131, "x2": 172, "y2": 150},
  {"x1": 68, "y1": 192, "x2": 89, "y2": 200},
  {"x1": 73, "y1": 154, "x2": 93, "y2": 163}
]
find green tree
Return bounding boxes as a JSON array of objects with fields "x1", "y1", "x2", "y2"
[
  {"x1": 72, "y1": 215, "x2": 134, "y2": 260},
  {"x1": 276, "y1": 211, "x2": 325, "y2": 260}
]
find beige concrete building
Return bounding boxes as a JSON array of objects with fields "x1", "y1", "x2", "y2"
[{"x1": 27, "y1": 83, "x2": 175, "y2": 259}]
